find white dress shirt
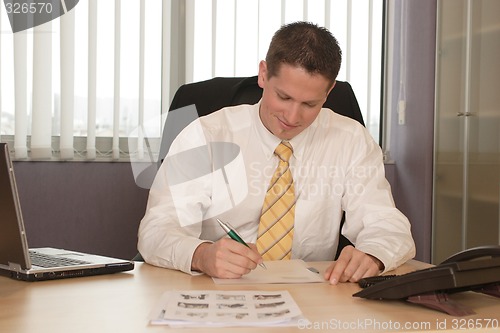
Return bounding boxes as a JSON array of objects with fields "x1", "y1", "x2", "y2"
[{"x1": 138, "y1": 102, "x2": 415, "y2": 274}]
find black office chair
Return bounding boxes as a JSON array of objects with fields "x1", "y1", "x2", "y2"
[
  {"x1": 169, "y1": 75, "x2": 364, "y2": 125},
  {"x1": 135, "y1": 76, "x2": 362, "y2": 261}
]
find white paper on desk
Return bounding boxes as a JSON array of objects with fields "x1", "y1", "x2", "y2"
[
  {"x1": 149, "y1": 290, "x2": 309, "y2": 328},
  {"x1": 212, "y1": 259, "x2": 325, "y2": 285}
]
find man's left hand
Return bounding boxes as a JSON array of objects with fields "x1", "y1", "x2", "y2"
[{"x1": 324, "y1": 245, "x2": 384, "y2": 285}]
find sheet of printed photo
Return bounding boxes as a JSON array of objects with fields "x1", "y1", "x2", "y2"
[{"x1": 150, "y1": 290, "x2": 306, "y2": 327}]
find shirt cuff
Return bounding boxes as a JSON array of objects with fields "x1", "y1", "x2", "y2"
[{"x1": 178, "y1": 239, "x2": 214, "y2": 275}]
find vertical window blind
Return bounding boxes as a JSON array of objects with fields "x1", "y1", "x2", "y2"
[{"x1": 0, "y1": 0, "x2": 383, "y2": 161}]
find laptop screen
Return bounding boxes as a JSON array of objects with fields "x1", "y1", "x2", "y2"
[{"x1": 0, "y1": 143, "x2": 31, "y2": 270}]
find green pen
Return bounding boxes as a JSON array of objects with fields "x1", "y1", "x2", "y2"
[{"x1": 216, "y1": 218, "x2": 267, "y2": 269}]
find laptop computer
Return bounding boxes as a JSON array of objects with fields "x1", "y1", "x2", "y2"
[{"x1": 0, "y1": 142, "x2": 134, "y2": 281}]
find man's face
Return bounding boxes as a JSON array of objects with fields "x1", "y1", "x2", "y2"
[{"x1": 257, "y1": 61, "x2": 334, "y2": 140}]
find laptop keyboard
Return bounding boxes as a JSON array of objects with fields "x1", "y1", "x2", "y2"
[{"x1": 29, "y1": 251, "x2": 91, "y2": 268}]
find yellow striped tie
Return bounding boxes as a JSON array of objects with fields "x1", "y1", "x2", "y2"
[{"x1": 257, "y1": 141, "x2": 295, "y2": 260}]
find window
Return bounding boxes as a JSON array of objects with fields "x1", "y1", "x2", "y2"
[
  {"x1": 0, "y1": 0, "x2": 163, "y2": 160},
  {"x1": 0, "y1": 0, "x2": 384, "y2": 161}
]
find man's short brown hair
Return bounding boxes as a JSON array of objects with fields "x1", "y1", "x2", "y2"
[{"x1": 265, "y1": 21, "x2": 342, "y2": 88}]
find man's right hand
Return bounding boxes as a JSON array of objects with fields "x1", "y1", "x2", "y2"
[{"x1": 191, "y1": 239, "x2": 263, "y2": 278}]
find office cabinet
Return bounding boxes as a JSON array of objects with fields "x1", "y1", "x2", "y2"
[{"x1": 432, "y1": 0, "x2": 500, "y2": 263}]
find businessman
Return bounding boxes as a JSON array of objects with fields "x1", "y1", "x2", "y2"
[{"x1": 138, "y1": 21, "x2": 415, "y2": 284}]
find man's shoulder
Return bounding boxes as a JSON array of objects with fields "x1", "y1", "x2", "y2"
[
  {"x1": 311, "y1": 108, "x2": 375, "y2": 148},
  {"x1": 202, "y1": 103, "x2": 256, "y2": 120},
  {"x1": 199, "y1": 103, "x2": 258, "y2": 131},
  {"x1": 318, "y1": 108, "x2": 365, "y2": 131}
]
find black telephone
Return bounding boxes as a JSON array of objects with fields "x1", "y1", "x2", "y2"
[{"x1": 354, "y1": 245, "x2": 500, "y2": 316}]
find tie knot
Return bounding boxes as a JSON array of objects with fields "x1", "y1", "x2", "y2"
[{"x1": 275, "y1": 141, "x2": 293, "y2": 162}]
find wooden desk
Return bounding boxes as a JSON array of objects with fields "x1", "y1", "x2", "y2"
[{"x1": 0, "y1": 260, "x2": 499, "y2": 333}]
